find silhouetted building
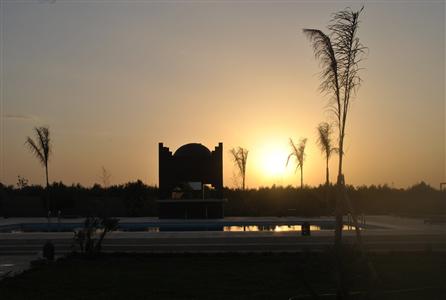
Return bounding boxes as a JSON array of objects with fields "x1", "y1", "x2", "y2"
[{"x1": 158, "y1": 142, "x2": 225, "y2": 219}]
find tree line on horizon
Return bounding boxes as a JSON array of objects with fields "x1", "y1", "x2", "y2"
[{"x1": 0, "y1": 180, "x2": 444, "y2": 218}]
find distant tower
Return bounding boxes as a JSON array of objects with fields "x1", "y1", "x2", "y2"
[{"x1": 158, "y1": 142, "x2": 225, "y2": 219}]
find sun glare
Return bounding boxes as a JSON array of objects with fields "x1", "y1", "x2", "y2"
[{"x1": 260, "y1": 147, "x2": 288, "y2": 177}]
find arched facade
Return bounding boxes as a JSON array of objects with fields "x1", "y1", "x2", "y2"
[{"x1": 158, "y1": 142, "x2": 225, "y2": 219}]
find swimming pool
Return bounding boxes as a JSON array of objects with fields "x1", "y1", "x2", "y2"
[{"x1": 0, "y1": 220, "x2": 383, "y2": 233}]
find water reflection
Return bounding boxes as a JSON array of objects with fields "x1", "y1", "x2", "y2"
[{"x1": 223, "y1": 224, "x2": 360, "y2": 232}]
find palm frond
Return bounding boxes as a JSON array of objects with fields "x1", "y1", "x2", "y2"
[
  {"x1": 35, "y1": 126, "x2": 51, "y2": 161},
  {"x1": 303, "y1": 29, "x2": 339, "y2": 97},
  {"x1": 295, "y1": 164, "x2": 300, "y2": 174},
  {"x1": 230, "y1": 148, "x2": 242, "y2": 173},
  {"x1": 286, "y1": 152, "x2": 294, "y2": 167},
  {"x1": 317, "y1": 122, "x2": 335, "y2": 160},
  {"x1": 297, "y1": 138, "x2": 307, "y2": 166},
  {"x1": 25, "y1": 126, "x2": 51, "y2": 167},
  {"x1": 287, "y1": 138, "x2": 307, "y2": 172},
  {"x1": 230, "y1": 148, "x2": 248, "y2": 172},
  {"x1": 230, "y1": 147, "x2": 249, "y2": 189},
  {"x1": 25, "y1": 137, "x2": 45, "y2": 166},
  {"x1": 328, "y1": 7, "x2": 367, "y2": 112},
  {"x1": 289, "y1": 138, "x2": 298, "y2": 155},
  {"x1": 331, "y1": 147, "x2": 339, "y2": 154}
]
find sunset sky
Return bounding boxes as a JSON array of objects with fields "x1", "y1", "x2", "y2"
[{"x1": 1, "y1": 0, "x2": 444, "y2": 189}]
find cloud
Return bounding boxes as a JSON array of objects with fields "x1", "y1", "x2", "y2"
[{"x1": 2, "y1": 114, "x2": 39, "y2": 122}]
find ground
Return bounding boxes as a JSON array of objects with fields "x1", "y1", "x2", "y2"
[{"x1": 0, "y1": 252, "x2": 445, "y2": 299}]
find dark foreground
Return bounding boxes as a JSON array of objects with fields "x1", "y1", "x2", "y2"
[{"x1": 0, "y1": 252, "x2": 445, "y2": 299}]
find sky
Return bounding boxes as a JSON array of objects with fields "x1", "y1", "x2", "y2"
[{"x1": 1, "y1": 0, "x2": 444, "y2": 189}]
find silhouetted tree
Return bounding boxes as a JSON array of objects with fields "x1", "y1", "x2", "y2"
[
  {"x1": 303, "y1": 6, "x2": 366, "y2": 244},
  {"x1": 25, "y1": 126, "x2": 52, "y2": 211},
  {"x1": 316, "y1": 122, "x2": 336, "y2": 186},
  {"x1": 124, "y1": 180, "x2": 146, "y2": 216},
  {"x1": 100, "y1": 166, "x2": 111, "y2": 188},
  {"x1": 286, "y1": 138, "x2": 307, "y2": 189},
  {"x1": 73, "y1": 216, "x2": 119, "y2": 256},
  {"x1": 17, "y1": 175, "x2": 29, "y2": 189},
  {"x1": 2, "y1": 182, "x2": 445, "y2": 218},
  {"x1": 230, "y1": 147, "x2": 249, "y2": 190}
]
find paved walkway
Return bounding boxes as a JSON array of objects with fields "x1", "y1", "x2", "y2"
[{"x1": 0, "y1": 255, "x2": 43, "y2": 279}]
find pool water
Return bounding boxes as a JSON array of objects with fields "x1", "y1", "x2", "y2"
[{"x1": 0, "y1": 222, "x2": 374, "y2": 233}]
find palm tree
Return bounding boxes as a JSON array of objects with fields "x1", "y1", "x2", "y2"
[
  {"x1": 303, "y1": 7, "x2": 366, "y2": 244},
  {"x1": 25, "y1": 126, "x2": 51, "y2": 210},
  {"x1": 100, "y1": 166, "x2": 111, "y2": 188},
  {"x1": 304, "y1": 8, "x2": 372, "y2": 298},
  {"x1": 286, "y1": 138, "x2": 307, "y2": 189},
  {"x1": 230, "y1": 147, "x2": 249, "y2": 190},
  {"x1": 316, "y1": 122, "x2": 336, "y2": 186}
]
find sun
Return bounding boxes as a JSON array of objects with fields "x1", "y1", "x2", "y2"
[{"x1": 260, "y1": 147, "x2": 288, "y2": 177}]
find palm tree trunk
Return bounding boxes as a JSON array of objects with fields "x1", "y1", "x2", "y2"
[
  {"x1": 337, "y1": 138, "x2": 343, "y2": 179},
  {"x1": 335, "y1": 177, "x2": 344, "y2": 244},
  {"x1": 45, "y1": 162, "x2": 50, "y2": 213},
  {"x1": 242, "y1": 173, "x2": 245, "y2": 190},
  {"x1": 300, "y1": 167, "x2": 303, "y2": 189},
  {"x1": 326, "y1": 157, "x2": 330, "y2": 186},
  {"x1": 334, "y1": 172, "x2": 347, "y2": 299},
  {"x1": 335, "y1": 135, "x2": 344, "y2": 248}
]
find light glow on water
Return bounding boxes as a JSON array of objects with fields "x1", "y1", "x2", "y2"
[
  {"x1": 223, "y1": 225, "x2": 314, "y2": 232},
  {"x1": 223, "y1": 224, "x2": 361, "y2": 232}
]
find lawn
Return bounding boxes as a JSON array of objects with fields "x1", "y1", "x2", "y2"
[{"x1": 0, "y1": 252, "x2": 445, "y2": 299}]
